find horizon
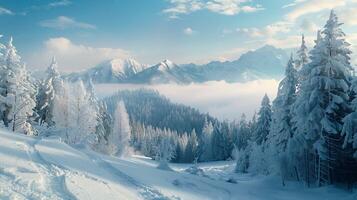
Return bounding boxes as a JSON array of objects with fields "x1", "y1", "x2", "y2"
[{"x1": 1, "y1": 0, "x2": 357, "y2": 72}]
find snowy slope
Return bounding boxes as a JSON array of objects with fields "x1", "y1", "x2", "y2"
[
  {"x1": 0, "y1": 129, "x2": 355, "y2": 200},
  {"x1": 67, "y1": 58, "x2": 146, "y2": 83}
]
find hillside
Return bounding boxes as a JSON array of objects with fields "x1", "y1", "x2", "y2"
[
  {"x1": 0, "y1": 129, "x2": 354, "y2": 200},
  {"x1": 104, "y1": 89, "x2": 218, "y2": 136}
]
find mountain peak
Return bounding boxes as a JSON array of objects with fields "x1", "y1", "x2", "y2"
[
  {"x1": 108, "y1": 58, "x2": 143, "y2": 74},
  {"x1": 158, "y1": 59, "x2": 176, "y2": 71}
]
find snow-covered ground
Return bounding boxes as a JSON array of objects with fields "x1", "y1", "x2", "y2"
[{"x1": 0, "y1": 129, "x2": 355, "y2": 200}]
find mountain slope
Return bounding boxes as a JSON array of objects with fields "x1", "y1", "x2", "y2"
[
  {"x1": 104, "y1": 89, "x2": 217, "y2": 136},
  {"x1": 65, "y1": 45, "x2": 289, "y2": 84},
  {"x1": 67, "y1": 58, "x2": 146, "y2": 83},
  {"x1": 0, "y1": 129, "x2": 353, "y2": 200}
]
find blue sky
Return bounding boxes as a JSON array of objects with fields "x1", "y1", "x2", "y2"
[{"x1": 0, "y1": 0, "x2": 357, "y2": 72}]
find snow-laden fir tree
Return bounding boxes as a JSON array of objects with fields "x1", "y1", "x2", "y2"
[
  {"x1": 0, "y1": 37, "x2": 36, "y2": 135},
  {"x1": 35, "y1": 57, "x2": 63, "y2": 127},
  {"x1": 84, "y1": 78, "x2": 109, "y2": 150},
  {"x1": 94, "y1": 101, "x2": 113, "y2": 153},
  {"x1": 267, "y1": 55, "x2": 299, "y2": 179},
  {"x1": 248, "y1": 141, "x2": 268, "y2": 175},
  {"x1": 108, "y1": 100, "x2": 131, "y2": 156},
  {"x1": 185, "y1": 129, "x2": 198, "y2": 163},
  {"x1": 269, "y1": 55, "x2": 298, "y2": 155},
  {"x1": 254, "y1": 94, "x2": 272, "y2": 146},
  {"x1": 295, "y1": 35, "x2": 309, "y2": 93},
  {"x1": 53, "y1": 81, "x2": 97, "y2": 145},
  {"x1": 235, "y1": 114, "x2": 251, "y2": 150},
  {"x1": 293, "y1": 10, "x2": 353, "y2": 185},
  {"x1": 295, "y1": 35, "x2": 309, "y2": 71},
  {"x1": 68, "y1": 81, "x2": 97, "y2": 145},
  {"x1": 341, "y1": 78, "x2": 357, "y2": 158},
  {"x1": 156, "y1": 130, "x2": 176, "y2": 170},
  {"x1": 199, "y1": 118, "x2": 213, "y2": 161}
]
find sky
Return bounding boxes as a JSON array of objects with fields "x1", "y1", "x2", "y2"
[{"x1": 1, "y1": 0, "x2": 357, "y2": 72}]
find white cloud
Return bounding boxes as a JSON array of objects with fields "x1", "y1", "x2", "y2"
[
  {"x1": 48, "y1": 0, "x2": 72, "y2": 8},
  {"x1": 183, "y1": 27, "x2": 196, "y2": 35},
  {"x1": 163, "y1": 0, "x2": 263, "y2": 19},
  {"x1": 299, "y1": 18, "x2": 318, "y2": 33},
  {"x1": 0, "y1": 7, "x2": 13, "y2": 15},
  {"x1": 285, "y1": 0, "x2": 347, "y2": 22},
  {"x1": 27, "y1": 37, "x2": 130, "y2": 72},
  {"x1": 95, "y1": 80, "x2": 279, "y2": 120},
  {"x1": 338, "y1": 7, "x2": 357, "y2": 26},
  {"x1": 282, "y1": 0, "x2": 307, "y2": 9},
  {"x1": 39, "y1": 16, "x2": 96, "y2": 30},
  {"x1": 236, "y1": 21, "x2": 292, "y2": 39}
]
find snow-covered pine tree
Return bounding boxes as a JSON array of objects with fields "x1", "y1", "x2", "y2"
[
  {"x1": 340, "y1": 78, "x2": 357, "y2": 184},
  {"x1": 270, "y1": 55, "x2": 298, "y2": 155},
  {"x1": 254, "y1": 94, "x2": 272, "y2": 146},
  {"x1": 235, "y1": 114, "x2": 251, "y2": 150},
  {"x1": 185, "y1": 129, "x2": 198, "y2": 163},
  {"x1": 199, "y1": 118, "x2": 213, "y2": 161},
  {"x1": 295, "y1": 35, "x2": 309, "y2": 93},
  {"x1": 342, "y1": 78, "x2": 357, "y2": 158},
  {"x1": 211, "y1": 122, "x2": 225, "y2": 161},
  {"x1": 296, "y1": 35, "x2": 309, "y2": 71},
  {"x1": 84, "y1": 78, "x2": 109, "y2": 150},
  {"x1": 0, "y1": 37, "x2": 36, "y2": 135},
  {"x1": 293, "y1": 10, "x2": 354, "y2": 186},
  {"x1": 35, "y1": 57, "x2": 63, "y2": 127},
  {"x1": 156, "y1": 130, "x2": 175, "y2": 170},
  {"x1": 52, "y1": 82, "x2": 70, "y2": 139},
  {"x1": 53, "y1": 81, "x2": 97, "y2": 144},
  {"x1": 94, "y1": 101, "x2": 113, "y2": 153},
  {"x1": 108, "y1": 100, "x2": 131, "y2": 156},
  {"x1": 47, "y1": 57, "x2": 63, "y2": 94},
  {"x1": 268, "y1": 55, "x2": 299, "y2": 180},
  {"x1": 69, "y1": 81, "x2": 97, "y2": 144},
  {"x1": 289, "y1": 31, "x2": 324, "y2": 186}
]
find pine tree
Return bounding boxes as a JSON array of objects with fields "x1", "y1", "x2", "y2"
[
  {"x1": 35, "y1": 57, "x2": 63, "y2": 127},
  {"x1": 95, "y1": 101, "x2": 113, "y2": 153},
  {"x1": 293, "y1": 10, "x2": 353, "y2": 185},
  {"x1": 296, "y1": 35, "x2": 309, "y2": 71},
  {"x1": 342, "y1": 78, "x2": 357, "y2": 158},
  {"x1": 235, "y1": 114, "x2": 251, "y2": 150},
  {"x1": 270, "y1": 55, "x2": 298, "y2": 154},
  {"x1": 156, "y1": 131, "x2": 175, "y2": 170},
  {"x1": 185, "y1": 129, "x2": 198, "y2": 163},
  {"x1": 108, "y1": 101, "x2": 131, "y2": 156},
  {"x1": 295, "y1": 35, "x2": 309, "y2": 93},
  {"x1": 199, "y1": 118, "x2": 213, "y2": 161},
  {"x1": 211, "y1": 123, "x2": 225, "y2": 161},
  {"x1": 254, "y1": 94, "x2": 272, "y2": 146},
  {"x1": 53, "y1": 81, "x2": 97, "y2": 144},
  {"x1": 0, "y1": 37, "x2": 36, "y2": 135}
]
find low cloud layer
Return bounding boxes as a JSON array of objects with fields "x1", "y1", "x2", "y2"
[{"x1": 95, "y1": 80, "x2": 279, "y2": 121}]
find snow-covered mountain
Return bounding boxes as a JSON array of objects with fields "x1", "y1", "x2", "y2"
[
  {"x1": 66, "y1": 45, "x2": 289, "y2": 84},
  {"x1": 67, "y1": 58, "x2": 146, "y2": 83},
  {"x1": 129, "y1": 59, "x2": 199, "y2": 84},
  {"x1": 181, "y1": 44, "x2": 289, "y2": 83}
]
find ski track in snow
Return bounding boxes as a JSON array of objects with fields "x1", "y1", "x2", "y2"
[
  {"x1": 81, "y1": 150, "x2": 176, "y2": 200},
  {"x1": 16, "y1": 139, "x2": 77, "y2": 200}
]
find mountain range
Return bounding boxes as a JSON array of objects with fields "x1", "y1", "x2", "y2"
[{"x1": 66, "y1": 45, "x2": 290, "y2": 84}]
